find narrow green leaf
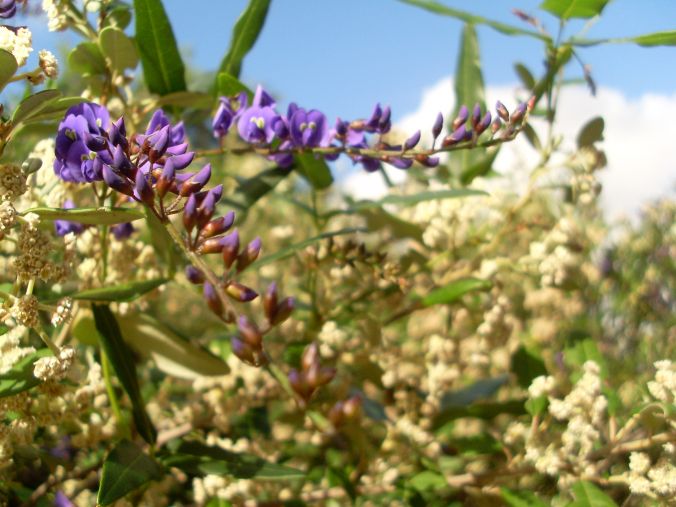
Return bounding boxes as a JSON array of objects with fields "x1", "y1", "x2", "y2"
[
  {"x1": 500, "y1": 488, "x2": 548, "y2": 507},
  {"x1": 11, "y1": 90, "x2": 62, "y2": 125},
  {"x1": 348, "y1": 188, "x2": 487, "y2": 211},
  {"x1": 540, "y1": 0, "x2": 610, "y2": 20},
  {"x1": 160, "y1": 440, "x2": 304, "y2": 479},
  {"x1": 218, "y1": 0, "x2": 272, "y2": 78},
  {"x1": 134, "y1": 0, "x2": 186, "y2": 95},
  {"x1": 397, "y1": 0, "x2": 550, "y2": 41},
  {"x1": 92, "y1": 305, "x2": 156, "y2": 444},
  {"x1": 460, "y1": 146, "x2": 501, "y2": 185},
  {"x1": 23, "y1": 206, "x2": 144, "y2": 225},
  {"x1": 358, "y1": 207, "x2": 423, "y2": 241},
  {"x1": 514, "y1": 62, "x2": 535, "y2": 90},
  {"x1": 68, "y1": 42, "x2": 107, "y2": 76},
  {"x1": 0, "y1": 349, "x2": 52, "y2": 398},
  {"x1": 21, "y1": 97, "x2": 86, "y2": 124},
  {"x1": 0, "y1": 49, "x2": 18, "y2": 91},
  {"x1": 577, "y1": 116, "x2": 604, "y2": 148},
  {"x1": 97, "y1": 439, "x2": 163, "y2": 506},
  {"x1": 222, "y1": 165, "x2": 293, "y2": 211},
  {"x1": 295, "y1": 153, "x2": 334, "y2": 189},
  {"x1": 216, "y1": 72, "x2": 253, "y2": 99},
  {"x1": 572, "y1": 31, "x2": 676, "y2": 47},
  {"x1": 421, "y1": 277, "x2": 492, "y2": 307},
  {"x1": 570, "y1": 480, "x2": 618, "y2": 506},
  {"x1": 72, "y1": 278, "x2": 168, "y2": 302},
  {"x1": 250, "y1": 228, "x2": 365, "y2": 269},
  {"x1": 522, "y1": 123, "x2": 542, "y2": 151},
  {"x1": 511, "y1": 346, "x2": 547, "y2": 388},
  {"x1": 116, "y1": 313, "x2": 230, "y2": 379},
  {"x1": 154, "y1": 91, "x2": 213, "y2": 109},
  {"x1": 455, "y1": 23, "x2": 485, "y2": 115},
  {"x1": 145, "y1": 207, "x2": 179, "y2": 277},
  {"x1": 99, "y1": 26, "x2": 139, "y2": 74}
]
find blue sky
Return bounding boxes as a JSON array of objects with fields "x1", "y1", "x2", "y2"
[{"x1": 21, "y1": 0, "x2": 676, "y2": 122}]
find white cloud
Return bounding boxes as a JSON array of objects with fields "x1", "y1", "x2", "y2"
[{"x1": 341, "y1": 76, "x2": 676, "y2": 220}]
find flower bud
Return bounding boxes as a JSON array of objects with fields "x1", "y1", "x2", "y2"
[
  {"x1": 491, "y1": 118, "x2": 502, "y2": 134},
  {"x1": 183, "y1": 193, "x2": 198, "y2": 233},
  {"x1": 196, "y1": 191, "x2": 217, "y2": 230},
  {"x1": 452, "y1": 105, "x2": 468, "y2": 130},
  {"x1": 432, "y1": 112, "x2": 443, "y2": 140},
  {"x1": 378, "y1": 106, "x2": 392, "y2": 133},
  {"x1": 231, "y1": 337, "x2": 256, "y2": 365},
  {"x1": 496, "y1": 100, "x2": 510, "y2": 122},
  {"x1": 169, "y1": 151, "x2": 194, "y2": 170},
  {"x1": 110, "y1": 117, "x2": 128, "y2": 149},
  {"x1": 403, "y1": 130, "x2": 421, "y2": 151},
  {"x1": 301, "y1": 342, "x2": 320, "y2": 372},
  {"x1": 102, "y1": 166, "x2": 133, "y2": 196},
  {"x1": 112, "y1": 145, "x2": 132, "y2": 175},
  {"x1": 442, "y1": 125, "x2": 468, "y2": 147},
  {"x1": 221, "y1": 230, "x2": 240, "y2": 269},
  {"x1": 147, "y1": 125, "x2": 170, "y2": 162},
  {"x1": 179, "y1": 163, "x2": 211, "y2": 196},
  {"x1": 225, "y1": 281, "x2": 258, "y2": 302},
  {"x1": 510, "y1": 102, "x2": 527, "y2": 124},
  {"x1": 471, "y1": 103, "x2": 482, "y2": 128},
  {"x1": 236, "y1": 236, "x2": 262, "y2": 272},
  {"x1": 237, "y1": 316, "x2": 262, "y2": 348},
  {"x1": 185, "y1": 265, "x2": 204, "y2": 284},
  {"x1": 203, "y1": 282, "x2": 223, "y2": 317},
  {"x1": 156, "y1": 158, "x2": 176, "y2": 198},
  {"x1": 288, "y1": 369, "x2": 309, "y2": 399},
  {"x1": 476, "y1": 111, "x2": 492, "y2": 135},
  {"x1": 263, "y1": 282, "x2": 278, "y2": 322},
  {"x1": 134, "y1": 173, "x2": 154, "y2": 206},
  {"x1": 200, "y1": 211, "x2": 235, "y2": 239},
  {"x1": 271, "y1": 297, "x2": 294, "y2": 325},
  {"x1": 83, "y1": 132, "x2": 108, "y2": 152}
]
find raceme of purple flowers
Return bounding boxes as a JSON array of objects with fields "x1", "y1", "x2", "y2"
[{"x1": 212, "y1": 85, "x2": 530, "y2": 173}]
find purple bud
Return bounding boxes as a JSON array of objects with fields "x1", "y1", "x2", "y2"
[
  {"x1": 147, "y1": 125, "x2": 169, "y2": 162},
  {"x1": 169, "y1": 151, "x2": 195, "y2": 170},
  {"x1": 185, "y1": 265, "x2": 205, "y2": 284},
  {"x1": 112, "y1": 145, "x2": 132, "y2": 175},
  {"x1": 496, "y1": 101, "x2": 509, "y2": 122},
  {"x1": 83, "y1": 132, "x2": 108, "y2": 152},
  {"x1": 183, "y1": 193, "x2": 198, "y2": 233},
  {"x1": 491, "y1": 118, "x2": 502, "y2": 134},
  {"x1": 471, "y1": 103, "x2": 482, "y2": 128},
  {"x1": 238, "y1": 316, "x2": 262, "y2": 348},
  {"x1": 203, "y1": 282, "x2": 223, "y2": 317},
  {"x1": 180, "y1": 163, "x2": 211, "y2": 196},
  {"x1": 432, "y1": 112, "x2": 443, "y2": 140},
  {"x1": 301, "y1": 343, "x2": 320, "y2": 372},
  {"x1": 201, "y1": 210, "x2": 235, "y2": 239},
  {"x1": 156, "y1": 158, "x2": 176, "y2": 198},
  {"x1": 366, "y1": 103, "x2": 382, "y2": 130},
  {"x1": 236, "y1": 236, "x2": 262, "y2": 272},
  {"x1": 476, "y1": 111, "x2": 492, "y2": 135},
  {"x1": 271, "y1": 296, "x2": 294, "y2": 325},
  {"x1": 102, "y1": 166, "x2": 133, "y2": 196},
  {"x1": 388, "y1": 157, "x2": 413, "y2": 169},
  {"x1": 263, "y1": 282, "x2": 278, "y2": 322},
  {"x1": 221, "y1": 230, "x2": 240, "y2": 269},
  {"x1": 109, "y1": 117, "x2": 128, "y2": 149},
  {"x1": 403, "y1": 130, "x2": 421, "y2": 151},
  {"x1": 452, "y1": 105, "x2": 469, "y2": 130},
  {"x1": 134, "y1": 173, "x2": 154, "y2": 205},
  {"x1": 442, "y1": 125, "x2": 468, "y2": 147},
  {"x1": 197, "y1": 191, "x2": 217, "y2": 229},
  {"x1": 225, "y1": 281, "x2": 258, "y2": 302},
  {"x1": 378, "y1": 106, "x2": 392, "y2": 133},
  {"x1": 231, "y1": 337, "x2": 256, "y2": 364},
  {"x1": 510, "y1": 102, "x2": 527, "y2": 124},
  {"x1": 335, "y1": 118, "x2": 348, "y2": 137}
]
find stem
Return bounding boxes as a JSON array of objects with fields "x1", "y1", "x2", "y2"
[{"x1": 101, "y1": 349, "x2": 129, "y2": 439}]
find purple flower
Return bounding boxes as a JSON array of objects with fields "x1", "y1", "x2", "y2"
[
  {"x1": 0, "y1": 0, "x2": 16, "y2": 18},
  {"x1": 289, "y1": 107, "x2": 328, "y2": 148},
  {"x1": 111, "y1": 222, "x2": 134, "y2": 240},
  {"x1": 252, "y1": 85, "x2": 275, "y2": 108},
  {"x1": 54, "y1": 103, "x2": 110, "y2": 183},
  {"x1": 237, "y1": 106, "x2": 279, "y2": 144},
  {"x1": 54, "y1": 200, "x2": 85, "y2": 237},
  {"x1": 213, "y1": 92, "x2": 248, "y2": 138},
  {"x1": 54, "y1": 492, "x2": 75, "y2": 507}
]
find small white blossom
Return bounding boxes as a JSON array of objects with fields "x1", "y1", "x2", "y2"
[{"x1": 0, "y1": 27, "x2": 32, "y2": 67}]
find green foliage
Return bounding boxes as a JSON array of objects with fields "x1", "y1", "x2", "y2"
[
  {"x1": 540, "y1": 0, "x2": 610, "y2": 19},
  {"x1": 71, "y1": 278, "x2": 168, "y2": 302},
  {"x1": 569, "y1": 481, "x2": 619, "y2": 506},
  {"x1": 23, "y1": 206, "x2": 144, "y2": 225},
  {"x1": 99, "y1": 27, "x2": 139, "y2": 75},
  {"x1": 97, "y1": 439, "x2": 163, "y2": 505},
  {"x1": 0, "y1": 349, "x2": 51, "y2": 398},
  {"x1": 133, "y1": 0, "x2": 186, "y2": 95},
  {"x1": 421, "y1": 278, "x2": 492, "y2": 307},
  {"x1": 0, "y1": 49, "x2": 18, "y2": 91}
]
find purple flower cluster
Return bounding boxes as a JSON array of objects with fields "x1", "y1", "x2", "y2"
[
  {"x1": 213, "y1": 85, "x2": 531, "y2": 173},
  {"x1": 0, "y1": 0, "x2": 16, "y2": 18}
]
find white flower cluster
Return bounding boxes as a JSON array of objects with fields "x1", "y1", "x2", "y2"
[
  {"x1": 193, "y1": 475, "x2": 253, "y2": 504},
  {"x1": 571, "y1": 172, "x2": 601, "y2": 205},
  {"x1": 11, "y1": 294, "x2": 39, "y2": 328},
  {"x1": 528, "y1": 374, "x2": 556, "y2": 398},
  {"x1": 647, "y1": 360, "x2": 676, "y2": 404},
  {"x1": 0, "y1": 201, "x2": 16, "y2": 237},
  {"x1": 424, "y1": 334, "x2": 458, "y2": 403},
  {"x1": 33, "y1": 346, "x2": 76, "y2": 381},
  {"x1": 0, "y1": 327, "x2": 35, "y2": 374},
  {"x1": 50, "y1": 297, "x2": 73, "y2": 326},
  {"x1": 627, "y1": 447, "x2": 676, "y2": 500},
  {"x1": 14, "y1": 213, "x2": 64, "y2": 281},
  {"x1": 38, "y1": 49, "x2": 59, "y2": 79},
  {"x1": 0, "y1": 27, "x2": 32, "y2": 67},
  {"x1": 42, "y1": 0, "x2": 68, "y2": 31},
  {"x1": 0, "y1": 164, "x2": 28, "y2": 202},
  {"x1": 317, "y1": 320, "x2": 348, "y2": 358},
  {"x1": 526, "y1": 218, "x2": 582, "y2": 287}
]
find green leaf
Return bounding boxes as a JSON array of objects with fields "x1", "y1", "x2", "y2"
[
  {"x1": 0, "y1": 349, "x2": 52, "y2": 398},
  {"x1": 23, "y1": 206, "x2": 144, "y2": 225},
  {"x1": 573, "y1": 30, "x2": 676, "y2": 48},
  {"x1": 577, "y1": 116, "x2": 604, "y2": 148},
  {"x1": 11, "y1": 90, "x2": 62, "y2": 125},
  {"x1": 295, "y1": 153, "x2": 334, "y2": 189},
  {"x1": 569, "y1": 480, "x2": 618, "y2": 506},
  {"x1": 68, "y1": 42, "x2": 108, "y2": 76},
  {"x1": 97, "y1": 439, "x2": 163, "y2": 506},
  {"x1": 154, "y1": 91, "x2": 213, "y2": 109},
  {"x1": 116, "y1": 313, "x2": 230, "y2": 379},
  {"x1": 0, "y1": 49, "x2": 18, "y2": 91},
  {"x1": 421, "y1": 277, "x2": 492, "y2": 307},
  {"x1": 134, "y1": 0, "x2": 186, "y2": 95},
  {"x1": 440, "y1": 375, "x2": 508, "y2": 407},
  {"x1": 511, "y1": 346, "x2": 547, "y2": 388},
  {"x1": 160, "y1": 439, "x2": 304, "y2": 479},
  {"x1": 357, "y1": 206, "x2": 423, "y2": 241},
  {"x1": 218, "y1": 0, "x2": 272, "y2": 79},
  {"x1": 434, "y1": 399, "x2": 526, "y2": 428},
  {"x1": 72, "y1": 278, "x2": 168, "y2": 302},
  {"x1": 222, "y1": 165, "x2": 293, "y2": 211},
  {"x1": 540, "y1": 0, "x2": 610, "y2": 19},
  {"x1": 514, "y1": 62, "x2": 535, "y2": 90},
  {"x1": 92, "y1": 305, "x2": 157, "y2": 444},
  {"x1": 145, "y1": 207, "x2": 179, "y2": 277},
  {"x1": 99, "y1": 26, "x2": 139, "y2": 74},
  {"x1": 409, "y1": 471, "x2": 447, "y2": 492},
  {"x1": 216, "y1": 72, "x2": 253, "y2": 99},
  {"x1": 102, "y1": 3, "x2": 132, "y2": 30},
  {"x1": 397, "y1": 0, "x2": 549, "y2": 41},
  {"x1": 460, "y1": 146, "x2": 500, "y2": 185},
  {"x1": 564, "y1": 335, "x2": 607, "y2": 379},
  {"x1": 500, "y1": 488, "x2": 548, "y2": 507},
  {"x1": 20, "y1": 97, "x2": 86, "y2": 124},
  {"x1": 250, "y1": 228, "x2": 365, "y2": 269}
]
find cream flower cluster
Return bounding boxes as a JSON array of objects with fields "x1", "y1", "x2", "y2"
[
  {"x1": 33, "y1": 346, "x2": 76, "y2": 381},
  {"x1": 42, "y1": 0, "x2": 68, "y2": 31},
  {"x1": 647, "y1": 360, "x2": 676, "y2": 404},
  {"x1": 0, "y1": 27, "x2": 32, "y2": 67}
]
